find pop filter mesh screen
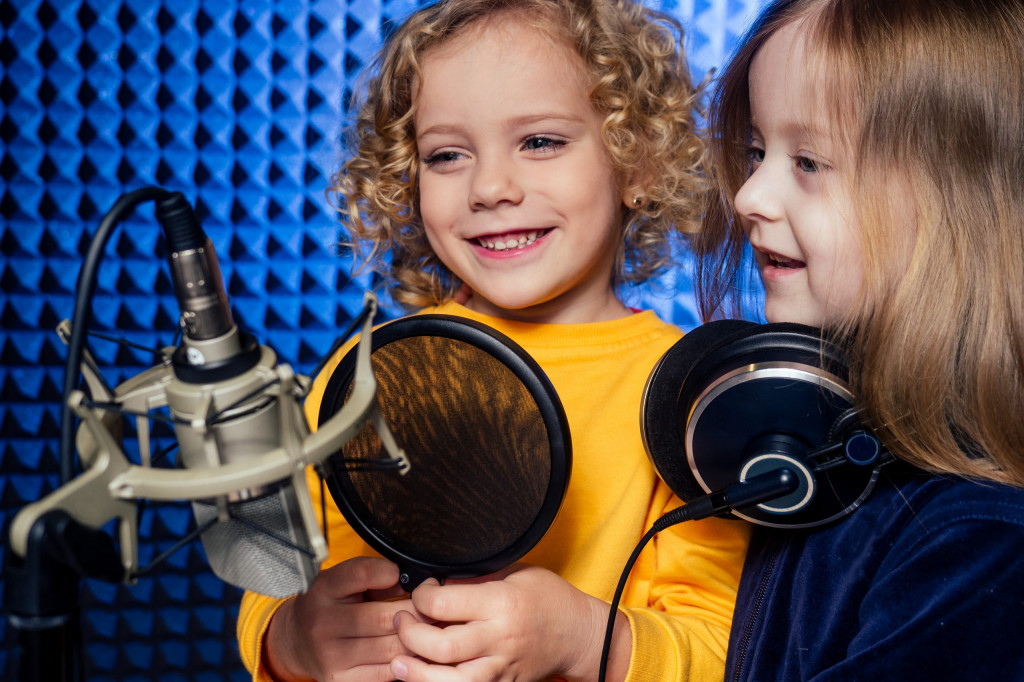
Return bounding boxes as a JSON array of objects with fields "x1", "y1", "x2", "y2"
[{"x1": 329, "y1": 334, "x2": 552, "y2": 566}]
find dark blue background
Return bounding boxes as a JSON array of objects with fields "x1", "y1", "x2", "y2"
[{"x1": 0, "y1": 0, "x2": 762, "y2": 678}]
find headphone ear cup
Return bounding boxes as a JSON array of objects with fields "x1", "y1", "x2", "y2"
[
  {"x1": 675, "y1": 322, "x2": 848, "y2": 424},
  {"x1": 642, "y1": 320, "x2": 759, "y2": 504},
  {"x1": 645, "y1": 321, "x2": 883, "y2": 527},
  {"x1": 679, "y1": 323, "x2": 883, "y2": 528}
]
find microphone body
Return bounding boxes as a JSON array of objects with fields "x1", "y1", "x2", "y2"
[{"x1": 154, "y1": 192, "x2": 320, "y2": 597}]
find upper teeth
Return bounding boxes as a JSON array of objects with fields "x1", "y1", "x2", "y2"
[
  {"x1": 769, "y1": 253, "x2": 792, "y2": 264},
  {"x1": 479, "y1": 230, "x2": 541, "y2": 250}
]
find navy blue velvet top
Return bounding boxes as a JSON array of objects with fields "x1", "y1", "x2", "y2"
[{"x1": 725, "y1": 464, "x2": 1024, "y2": 681}]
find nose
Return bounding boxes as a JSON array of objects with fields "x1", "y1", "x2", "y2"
[
  {"x1": 469, "y1": 154, "x2": 524, "y2": 209},
  {"x1": 733, "y1": 163, "x2": 782, "y2": 225}
]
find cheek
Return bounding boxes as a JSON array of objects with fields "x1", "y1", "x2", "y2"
[
  {"x1": 417, "y1": 177, "x2": 455, "y2": 231},
  {"x1": 812, "y1": 224, "x2": 864, "y2": 307},
  {"x1": 417, "y1": 194, "x2": 448, "y2": 259}
]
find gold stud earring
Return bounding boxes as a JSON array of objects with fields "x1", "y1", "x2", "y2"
[{"x1": 633, "y1": 196, "x2": 644, "y2": 208}]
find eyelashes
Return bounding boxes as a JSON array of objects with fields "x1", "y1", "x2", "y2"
[
  {"x1": 746, "y1": 146, "x2": 829, "y2": 174},
  {"x1": 421, "y1": 135, "x2": 569, "y2": 169},
  {"x1": 521, "y1": 135, "x2": 566, "y2": 152},
  {"x1": 791, "y1": 155, "x2": 822, "y2": 173},
  {"x1": 423, "y1": 150, "x2": 463, "y2": 168}
]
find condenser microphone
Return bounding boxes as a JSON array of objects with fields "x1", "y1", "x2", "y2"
[
  {"x1": 5, "y1": 187, "x2": 409, "y2": 682},
  {"x1": 153, "y1": 192, "x2": 319, "y2": 598},
  {"x1": 7, "y1": 189, "x2": 405, "y2": 601}
]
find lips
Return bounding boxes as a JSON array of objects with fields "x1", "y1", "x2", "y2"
[
  {"x1": 753, "y1": 244, "x2": 806, "y2": 270},
  {"x1": 474, "y1": 228, "x2": 550, "y2": 251},
  {"x1": 766, "y1": 251, "x2": 805, "y2": 269}
]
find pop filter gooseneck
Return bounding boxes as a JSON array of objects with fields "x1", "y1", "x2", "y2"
[{"x1": 317, "y1": 314, "x2": 572, "y2": 589}]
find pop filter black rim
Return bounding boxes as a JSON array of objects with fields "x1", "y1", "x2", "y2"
[{"x1": 318, "y1": 314, "x2": 571, "y2": 588}]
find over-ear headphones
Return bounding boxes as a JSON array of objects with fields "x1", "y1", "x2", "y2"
[{"x1": 642, "y1": 320, "x2": 893, "y2": 529}]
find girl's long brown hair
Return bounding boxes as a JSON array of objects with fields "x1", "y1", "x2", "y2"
[{"x1": 697, "y1": 0, "x2": 1024, "y2": 487}]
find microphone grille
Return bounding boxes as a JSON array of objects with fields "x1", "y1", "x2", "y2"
[{"x1": 192, "y1": 484, "x2": 318, "y2": 598}]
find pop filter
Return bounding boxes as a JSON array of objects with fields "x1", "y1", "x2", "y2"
[
  {"x1": 318, "y1": 315, "x2": 571, "y2": 588},
  {"x1": 642, "y1": 321, "x2": 889, "y2": 529}
]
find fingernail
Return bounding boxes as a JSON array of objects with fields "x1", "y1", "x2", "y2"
[
  {"x1": 392, "y1": 659, "x2": 408, "y2": 680},
  {"x1": 393, "y1": 612, "x2": 401, "y2": 630}
]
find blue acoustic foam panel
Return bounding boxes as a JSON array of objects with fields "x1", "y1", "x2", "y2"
[{"x1": 0, "y1": 0, "x2": 764, "y2": 678}]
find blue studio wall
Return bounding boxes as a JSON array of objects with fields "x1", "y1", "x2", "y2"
[{"x1": 0, "y1": 0, "x2": 764, "y2": 679}]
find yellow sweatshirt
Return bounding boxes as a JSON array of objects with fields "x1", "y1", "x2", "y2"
[{"x1": 237, "y1": 301, "x2": 750, "y2": 680}]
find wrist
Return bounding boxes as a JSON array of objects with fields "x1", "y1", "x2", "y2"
[
  {"x1": 565, "y1": 594, "x2": 632, "y2": 682},
  {"x1": 262, "y1": 599, "x2": 313, "y2": 682},
  {"x1": 599, "y1": 606, "x2": 632, "y2": 682}
]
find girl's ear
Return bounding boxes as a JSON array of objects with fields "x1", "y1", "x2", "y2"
[{"x1": 622, "y1": 169, "x2": 650, "y2": 210}]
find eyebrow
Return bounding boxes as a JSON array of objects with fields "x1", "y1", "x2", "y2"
[
  {"x1": 750, "y1": 117, "x2": 831, "y2": 148},
  {"x1": 416, "y1": 112, "x2": 587, "y2": 139}
]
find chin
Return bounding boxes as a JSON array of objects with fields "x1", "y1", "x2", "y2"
[{"x1": 763, "y1": 303, "x2": 826, "y2": 328}]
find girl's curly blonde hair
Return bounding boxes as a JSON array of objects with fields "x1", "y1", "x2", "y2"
[{"x1": 331, "y1": 0, "x2": 704, "y2": 310}]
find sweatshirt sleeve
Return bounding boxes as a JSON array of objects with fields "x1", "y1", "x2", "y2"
[
  {"x1": 620, "y1": 483, "x2": 752, "y2": 681},
  {"x1": 236, "y1": 587, "x2": 288, "y2": 682}
]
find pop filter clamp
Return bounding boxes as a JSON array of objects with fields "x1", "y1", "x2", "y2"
[{"x1": 3, "y1": 188, "x2": 407, "y2": 682}]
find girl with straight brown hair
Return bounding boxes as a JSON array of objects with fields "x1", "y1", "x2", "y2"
[{"x1": 696, "y1": 0, "x2": 1024, "y2": 678}]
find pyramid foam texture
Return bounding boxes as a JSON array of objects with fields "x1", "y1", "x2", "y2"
[{"x1": 0, "y1": 0, "x2": 762, "y2": 677}]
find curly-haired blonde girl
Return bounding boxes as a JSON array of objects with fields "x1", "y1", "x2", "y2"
[
  {"x1": 332, "y1": 0, "x2": 704, "y2": 309},
  {"x1": 239, "y1": 2, "x2": 753, "y2": 681}
]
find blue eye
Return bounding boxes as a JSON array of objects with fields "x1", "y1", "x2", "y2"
[
  {"x1": 522, "y1": 136, "x2": 565, "y2": 152},
  {"x1": 795, "y1": 156, "x2": 819, "y2": 173},
  {"x1": 423, "y1": 150, "x2": 462, "y2": 167},
  {"x1": 748, "y1": 146, "x2": 765, "y2": 164}
]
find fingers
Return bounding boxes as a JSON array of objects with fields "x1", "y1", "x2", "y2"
[
  {"x1": 409, "y1": 578, "x2": 493, "y2": 624},
  {"x1": 295, "y1": 558, "x2": 416, "y2": 639},
  {"x1": 264, "y1": 557, "x2": 432, "y2": 681},
  {"x1": 393, "y1": 609, "x2": 487, "y2": 665},
  {"x1": 391, "y1": 567, "x2": 596, "y2": 681},
  {"x1": 269, "y1": 594, "x2": 425, "y2": 680},
  {"x1": 319, "y1": 631, "x2": 409, "y2": 673},
  {"x1": 320, "y1": 556, "x2": 404, "y2": 601},
  {"x1": 343, "y1": 598, "x2": 423, "y2": 639},
  {"x1": 391, "y1": 654, "x2": 498, "y2": 682}
]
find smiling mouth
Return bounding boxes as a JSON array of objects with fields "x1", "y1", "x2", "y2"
[
  {"x1": 476, "y1": 229, "x2": 549, "y2": 251},
  {"x1": 765, "y1": 251, "x2": 806, "y2": 269}
]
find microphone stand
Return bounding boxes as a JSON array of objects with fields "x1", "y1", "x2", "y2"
[
  {"x1": 4, "y1": 511, "x2": 124, "y2": 682},
  {"x1": 4, "y1": 187, "x2": 170, "y2": 682}
]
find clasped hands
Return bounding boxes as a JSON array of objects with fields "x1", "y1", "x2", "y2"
[{"x1": 264, "y1": 556, "x2": 626, "y2": 682}]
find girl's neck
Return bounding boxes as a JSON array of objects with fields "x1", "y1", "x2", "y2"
[{"x1": 460, "y1": 290, "x2": 632, "y2": 325}]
